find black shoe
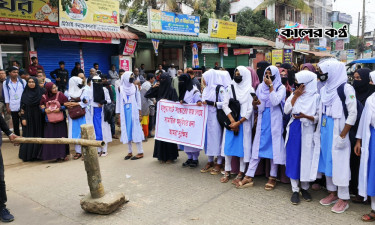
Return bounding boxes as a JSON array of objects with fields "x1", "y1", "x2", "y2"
[
  {"x1": 189, "y1": 160, "x2": 199, "y2": 168},
  {"x1": 300, "y1": 189, "x2": 312, "y2": 202},
  {"x1": 182, "y1": 159, "x2": 192, "y2": 167},
  {"x1": 291, "y1": 192, "x2": 300, "y2": 205},
  {"x1": 0, "y1": 208, "x2": 14, "y2": 222},
  {"x1": 147, "y1": 134, "x2": 154, "y2": 138}
]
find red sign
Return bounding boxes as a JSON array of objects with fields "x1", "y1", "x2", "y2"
[
  {"x1": 59, "y1": 35, "x2": 120, "y2": 44},
  {"x1": 29, "y1": 51, "x2": 37, "y2": 64},
  {"x1": 123, "y1": 40, "x2": 137, "y2": 55},
  {"x1": 233, "y1": 48, "x2": 252, "y2": 55},
  {"x1": 223, "y1": 47, "x2": 228, "y2": 56},
  {"x1": 119, "y1": 56, "x2": 131, "y2": 71}
]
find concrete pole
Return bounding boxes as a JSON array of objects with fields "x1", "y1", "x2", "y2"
[{"x1": 80, "y1": 124, "x2": 105, "y2": 199}]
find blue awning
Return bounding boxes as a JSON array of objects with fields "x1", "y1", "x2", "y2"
[{"x1": 350, "y1": 57, "x2": 375, "y2": 64}]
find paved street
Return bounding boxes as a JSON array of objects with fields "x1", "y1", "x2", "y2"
[{"x1": 1, "y1": 138, "x2": 370, "y2": 225}]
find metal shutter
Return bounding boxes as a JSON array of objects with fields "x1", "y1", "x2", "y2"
[
  {"x1": 204, "y1": 53, "x2": 220, "y2": 69},
  {"x1": 237, "y1": 55, "x2": 249, "y2": 67},
  {"x1": 82, "y1": 43, "x2": 119, "y2": 76}
]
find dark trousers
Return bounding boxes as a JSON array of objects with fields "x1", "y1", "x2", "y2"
[
  {"x1": 10, "y1": 111, "x2": 20, "y2": 136},
  {"x1": 110, "y1": 116, "x2": 115, "y2": 136},
  {"x1": 148, "y1": 115, "x2": 155, "y2": 135},
  {"x1": 0, "y1": 149, "x2": 7, "y2": 209}
]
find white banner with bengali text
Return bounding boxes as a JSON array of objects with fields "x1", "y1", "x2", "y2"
[{"x1": 155, "y1": 100, "x2": 208, "y2": 149}]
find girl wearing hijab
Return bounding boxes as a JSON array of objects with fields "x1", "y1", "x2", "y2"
[
  {"x1": 39, "y1": 82, "x2": 69, "y2": 161},
  {"x1": 353, "y1": 68, "x2": 372, "y2": 105},
  {"x1": 279, "y1": 68, "x2": 292, "y2": 99},
  {"x1": 19, "y1": 77, "x2": 43, "y2": 161},
  {"x1": 247, "y1": 67, "x2": 260, "y2": 90},
  {"x1": 178, "y1": 73, "x2": 203, "y2": 168},
  {"x1": 302, "y1": 63, "x2": 316, "y2": 73},
  {"x1": 90, "y1": 75, "x2": 112, "y2": 156},
  {"x1": 220, "y1": 66, "x2": 254, "y2": 184},
  {"x1": 201, "y1": 69, "x2": 230, "y2": 174},
  {"x1": 256, "y1": 61, "x2": 270, "y2": 82},
  {"x1": 116, "y1": 71, "x2": 144, "y2": 160},
  {"x1": 311, "y1": 60, "x2": 357, "y2": 214},
  {"x1": 283, "y1": 71, "x2": 319, "y2": 204},
  {"x1": 237, "y1": 66, "x2": 286, "y2": 190},
  {"x1": 66, "y1": 76, "x2": 88, "y2": 160},
  {"x1": 145, "y1": 73, "x2": 179, "y2": 163}
]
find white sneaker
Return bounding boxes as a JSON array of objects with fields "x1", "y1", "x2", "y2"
[{"x1": 101, "y1": 152, "x2": 108, "y2": 157}]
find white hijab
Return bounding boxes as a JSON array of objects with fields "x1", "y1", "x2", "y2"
[
  {"x1": 370, "y1": 71, "x2": 375, "y2": 84},
  {"x1": 318, "y1": 60, "x2": 347, "y2": 106},
  {"x1": 121, "y1": 71, "x2": 136, "y2": 97},
  {"x1": 68, "y1": 76, "x2": 84, "y2": 98},
  {"x1": 258, "y1": 65, "x2": 282, "y2": 103},
  {"x1": 233, "y1": 66, "x2": 254, "y2": 104},
  {"x1": 216, "y1": 70, "x2": 232, "y2": 88},
  {"x1": 293, "y1": 71, "x2": 318, "y2": 117},
  {"x1": 202, "y1": 69, "x2": 225, "y2": 102}
]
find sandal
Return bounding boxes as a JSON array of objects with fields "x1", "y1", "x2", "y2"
[
  {"x1": 131, "y1": 153, "x2": 144, "y2": 160},
  {"x1": 74, "y1": 153, "x2": 82, "y2": 160},
  {"x1": 124, "y1": 153, "x2": 133, "y2": 160},
  {"x1": 265, "y1": 177, "x2": 277, "y2": 190},
  {"x1": 236, "y1": 176, "x2": 254, "y2": 189},
  {"x1": 362, "y1": 210, "x2": 375, "y2": 222},
  {"x1": 220, "y1": 172, "x2": 230, "y2": 183},
  {"x1": 232, "y1": 173, "x2": 244, "y2": 185},
  {"x1": 200, "y1": 162, "x2": 214, "y2": 173},
  {"x1": 64, "y1": 155, "x2": 70, "y2": 161},
  {"x1": 210, "y1": 164, "x2": 222, "y2": 175}
]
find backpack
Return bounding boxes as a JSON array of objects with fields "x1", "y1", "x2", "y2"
[
  {"x1": 337, "y1": 82, "x2": 364, "y2": 143},
  {"x1": 44, "y1": 92, "x2": 64, "y2": 123},
  {"x1": 5, "y1": 76, "x2": 25, "y2": 96},
  {"x1": 216, "y1": 85, "x2": 241, "y2": 134}
]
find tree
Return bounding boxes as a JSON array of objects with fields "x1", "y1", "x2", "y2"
[
  {"x1": 120, "y1": 0, "x2": 157, "y2": 24},
  {"x1": 192, "y1": 0, "x2": 231, "y2": 33},
  {"x1": 236, "y1": 8, "x2": 278, "y2": 40},
  {"x1": 255, "y1": 0, "x2": 311, "y2": 14}
]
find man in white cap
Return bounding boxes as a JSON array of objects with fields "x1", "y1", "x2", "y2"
[{"x1": 167, "y1": 63, "x2": 177, "y2": 79}]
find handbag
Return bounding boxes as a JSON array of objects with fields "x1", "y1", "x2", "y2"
[
  {"x1": 104, "y1": 103, "x2": 116, "y2": 123},
  {"x1": 45, "y1": 92, "x2": 64, "y2": 123},
  {"x1": 216, "y1": 85, "x2": 241, "y2": 134},
  {"x1": 68, "y1": 94, "x2": 86, "y2": 119}
]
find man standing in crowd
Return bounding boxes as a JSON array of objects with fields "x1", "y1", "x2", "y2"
[
  {"x1": 134, "y1": 68, "x2": 145, "y2": 84},
  {"x1": 0, "y1": 70, "x2": 10, "y2": 127},
  {"x1": 155, "y1": 64, "x2": 165, "y2": 77},
  {"x1": 214, "y1": 62, "x2": 220, "y2": 70},
  {"x1": 168, "y1": 63, "x2": 177, "y2": 79},
  {"x1": 71, "y1": 62, "x2": 84, "y2": 77},
  {"x1": 50, "y1": 61, "x2": 69, "y2": 93},
  {"x1": 27, "y1": 57, "x2": 44, "y2": 76},
  {"x1": 162, "y1": 60, "x2": 168, "y2": 71},
  {"x1": 89, "y1": 68, "x2": 97, "y2": 78},
  {"x1": 172, "y1": 69, "x2": 182, "y2": 97},
  {"x1": 187, "y1": 68, "x2": 201, "y2": 92},
  {"x1": 4, "y1": 67, "x2": 26, "y2": 136},
  {"x1": 108, "y1": 64, "x2": 119, "y2": 86},
  {"x1": 37, "y1": 72, "x2": 51, "y2": 88},
  {"x1": 139, "y1": 64, "x2": 146, "y2": 77},
  {"x1": 141, "y1": 74, "x2": 156, "y2": 140},
  {"x1": 93, "y1": 63, "x2": 102, "y2": 75}
]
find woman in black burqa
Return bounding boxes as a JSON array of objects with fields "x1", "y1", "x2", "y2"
[
  {"x1": 19, "y1": 77, "x2": 44, "y2": 161},
  {"x1": 145, "y1": 73, "x2": 179, "y2": 163}
]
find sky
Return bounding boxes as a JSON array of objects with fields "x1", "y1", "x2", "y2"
[{"x1": 333, "y1": 0, "x2": 375, "y2": 35}]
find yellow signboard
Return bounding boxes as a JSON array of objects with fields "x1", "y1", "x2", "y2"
[
  {"x1": 59, "y1": 0, "x2": 119, "y2": 32},
  {"x1": 208, "y1": 18, "x2": 237, "y2": 40},
  {"x1": 0, "y1": 0, "x2": 58, "y2": 26},
  {"x1": 272, "y1": 49, "x2": 283, "y2": 65}
]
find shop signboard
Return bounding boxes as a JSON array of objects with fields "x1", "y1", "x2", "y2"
[
  {"x1": 233, "y1": 48, "x2": 252, "y2": 55},
  {"x1": 271, "y1": 49, "x2": 283, "y2": 65},
  {"x1": 201, "y1": 43, "x2": 219, "y2": 54},
  {"x1": 59, "y1": 34, "x2": 120, "y2": 44},
  {"x1": 346, "y1": 49, "x2": 355, "y2": 63},
  {"x1": 265, "y1": 52, "x2": 272, "y2": 64},
  {"x1": 0, "y1": 0, "x2": 58, "y2": 26},
  {"x1": 295, "y1": 43, "x2": 309, "y2": 51},
  {"x1": 208, "y1": 18, "x2": 237, "y2": 40},
  {"x1": 59, "y1": 0, "x2": 120, "y2": 32},
  {"x1": 148, "y1": 9, "x2": 200, "y2": 36},
  {"x1": 119, "y1": 56, "x2": 132, "y2": 72},
  {"x1": 123, "y1": 40, "x2": 137, "y2": 55},
  {"x1": 283, "y1": 49, "x2": 292, "y2": 63}
]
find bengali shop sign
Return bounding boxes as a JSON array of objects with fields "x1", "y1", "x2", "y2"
[
  {"x1": 59, "y1": 0, "x2": 120, "y2": 32},
  {"x1": 233, "y1": 48, "x2": 252, "y2": 55},
  {"x1": 148, "y1": 9, "x2": 200, "y2": 36},
  {"x1": 59, "y1": 34, "x2": 120, "y2": 44},
  {"x1": 201, "y1": 43, "x2": 219, "y2": 54},
  {"x1": 155, "y1": 100, "x2": 208, "y2": 148},
  {"x1": 283, "y1": 49, "x2": 292, "y2": 63},
  {"x1": 272, "y1": 49, "x2": 283, "y2": 65},
  {"x1": 208, "y1": 18, "x2": 237, "y2": 40},
  {"x1": 0, "y1": 0, "x2": 58, "y2": 26},
  {"x1": 123, "y1": 40, "x2": 137, "y2": 55}
]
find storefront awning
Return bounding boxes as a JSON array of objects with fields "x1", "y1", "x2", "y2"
[
  {"x1": 294, "y1": 50, "x2": 333, "y2": 57},
  {"x1": 0, "y1": 23, "x2": 138, "y2": 40},
  {"x1": 125, "y1": 24, "x2": 271, "y2": 46}
]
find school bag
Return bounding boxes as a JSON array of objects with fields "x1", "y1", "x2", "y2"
[
  {"x1": 337, "y1": 82, "x2": 364, "y2": 143},
  {"x1": 44, "y1": 92, "x2": 64, "y2": 123},
  {"x1": 216, "y1": 84, "x2": 241, "y2": 134}
]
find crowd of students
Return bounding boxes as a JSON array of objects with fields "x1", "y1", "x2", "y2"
[{"x1": 1, "y1": 57, "x2": 375, "y2": 221}]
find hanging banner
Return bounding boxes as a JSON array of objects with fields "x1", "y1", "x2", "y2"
[
  {"x1": 155, "y1": 100, "x2": 208, "y2": 149},
  {"x1": 223, "y1": 47, "x2": 228, "y2": 57},
  {"x1": 59, "y1": 34, "x2": 120, "y2": 44},
  {"x1": 208, "y1": 18, "x2": 237, "y2": 40},
  {"x1": 148, "y1": 9, "x2": 200, "y2": 36},
  {"x1": 0, "y1": 0, "x2": 58, "y2": 26},
  {"x1": 59, "y1": 0, "x2": 120, "y2": 32},
  {"x1": 233, "y1": 48, "x2": 252, "y2": 55},
  {"x1": 152, "y1": 39, "x2": 159, "y2": 56},
  {"x1": 201, "y1": 43, "x2": 219, "y2": 54},
  {"x1": 119, "y1": 56, "x2": 131, "y2": 72},
  {"x1": 123, "y1": 40, "x2": 137, "y2": 55},
  {"x1": 29, "y1": 51, "x2": 38, "y2": 64},
  {"x1": 192, "y1": 43, "x2": 199, "y2": 68},
  {"x1": 272, "y1": 49, "x2": 283, "y2": 65},
  {"x1": 283, "y1": 49, "x2": 292, "y2": 64},
  {"x1": 335, "y1": 39, "x2": 344, "y2": 51},
  {"x1": 79, "y1": 48, "x2": 84, "y2": 71}
]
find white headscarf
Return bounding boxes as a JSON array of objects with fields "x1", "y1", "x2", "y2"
[
  {"x1": 121, "y1": 71, "x2": 136, "y2": 97},
  {"x1": 318, "y1": 60, "x2": 347, "y2": 106},
  {"x1": 202, "y1": 69, "x2": 221, "y2": 102},
  {"x1": 293, "y1": 71, "x2": 318, "y2": 117},
  {"x1": 257, "y1": 65, "x2": 282, "y2": 103},
  {"x1": 233, "y1": 66, "x2": 254, "y2": 104},
  {"x1": 216, "y1": 70, "x2": 231, "y2": 88},
  {"x1": 68, "y1": 76, "x2": 83, "y2": 98},
  {"x1": 370, "y1": 71, "x2": 375, "y2": 84}
]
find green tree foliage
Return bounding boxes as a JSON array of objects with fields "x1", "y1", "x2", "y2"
[
  {"x1": 192, "y1": 0, "x2": 230, "y2": 33},
  {"x1": 255, "y1": 0, "x2": 311, "y2": 14},
  {"x1": 236, "y1": 8, "x2": 278, "y2": 40}
]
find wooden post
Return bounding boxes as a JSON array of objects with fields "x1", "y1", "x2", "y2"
[
  {"x1": 80, "y1": 124, "x2": 105, "y2": 199},
  {"x1": 2, "y1": 137, "x2": 104, "y2": 147}
]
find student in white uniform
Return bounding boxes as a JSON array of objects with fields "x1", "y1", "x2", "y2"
[
  {"x1": 355, "y1": 71, "x2": 375, "y2": 221},
  {"x1": 311, "y1": 60, "x2": 357, "y2": 214},
  {"x1": 116, "y1": 71, "x2": 144, "y2": 160},
  {"x1": 283, "y1": 70, "x2": 320, "y2": 204}
]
